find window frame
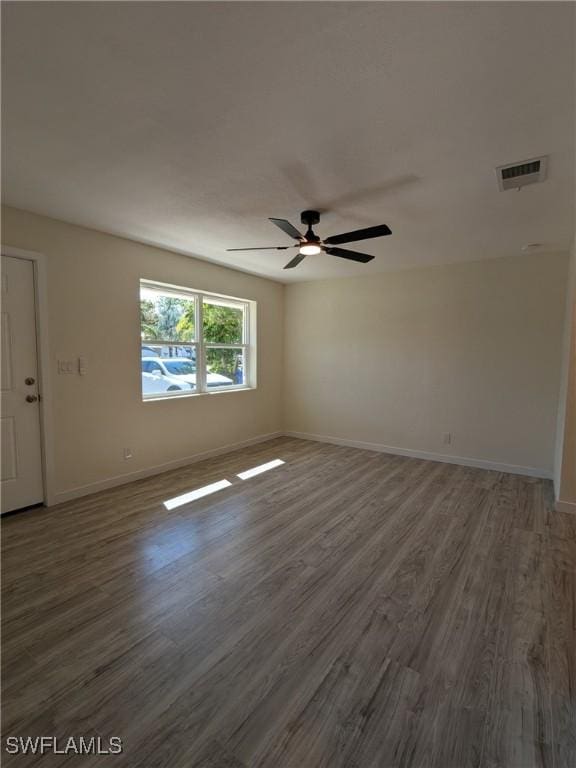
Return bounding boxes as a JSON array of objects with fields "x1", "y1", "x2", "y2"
[{"x1": 140, "y1": 279, "x2": 256, "y2": 400}]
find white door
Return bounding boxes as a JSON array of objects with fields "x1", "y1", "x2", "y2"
[{"x1": 1, "y1": 255, "x2": 43, "y2": 513}]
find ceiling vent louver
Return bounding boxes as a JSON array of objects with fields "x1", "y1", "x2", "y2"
[{"x1": 496, "y1": 156, "x2": 548, "y2": 191}]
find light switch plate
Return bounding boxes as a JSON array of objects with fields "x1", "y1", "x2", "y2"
[{"x1": 58, "y1": 360, "x2": 75, "y2": 374}]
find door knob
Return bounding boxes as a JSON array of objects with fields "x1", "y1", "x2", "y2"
[
  {"x1": 25, "y1": 377, "x2": 35, "y2": 386},
  {"x1": 25, "y1": 395, "x2": 38, "y2": 403}
]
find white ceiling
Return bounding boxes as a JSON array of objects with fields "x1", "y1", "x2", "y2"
[{"x1": 2, "y1": 2, "x2": 574, "y2": 283}]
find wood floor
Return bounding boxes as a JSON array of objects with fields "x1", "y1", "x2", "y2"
[{"x1": 2, "y1": 437, "x2": 575, "y2": 767}]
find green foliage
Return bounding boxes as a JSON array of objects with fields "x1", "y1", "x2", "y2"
[
  {"x1": 175, "y1": 301, "x2": 242, "y2": 345},
  {"x1": 157, "y1": 297, "x2": 189, "y2": 340},
  {"x1": 176, "y1": 311, "x2": 194, "y2": 342},
  {"x1": 141, "y1": 297, "x2": 195, "y2": 342},
  {"x1": 206, "y1": 348, "x2": 243, "y2": 381},
  {"x1": 140, "y1": 299, "x2": 161, "y2": 340},
  {"x1": 202, "y1": 304, "x2": 243, "y2": 344}
]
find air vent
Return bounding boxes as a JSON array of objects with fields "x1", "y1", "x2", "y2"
[{"x1": 496, "y1": 156, "x2": 548, "y2": 191}]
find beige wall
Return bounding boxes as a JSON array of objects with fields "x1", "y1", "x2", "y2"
[
  {"x1": 284, "y1": 252, "x2": 569, "y2": 475},
  {"x1": 1, "y1": 206, "x2": 284, "y2": 502}
]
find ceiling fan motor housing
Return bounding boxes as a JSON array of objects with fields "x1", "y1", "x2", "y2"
[{"x1": 300, "y1": 210, "x2": 320, "y2": 227}]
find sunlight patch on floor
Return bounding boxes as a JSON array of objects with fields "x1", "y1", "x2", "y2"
[
  {"x1": 163, "y1": 479, "x2": 232, "y2": 510},
  {"x1": 237, "y1": 459, "x2": 285, "y2": 480}
]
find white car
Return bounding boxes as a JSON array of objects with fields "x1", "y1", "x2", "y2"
[
  {"x1": 142, "y1": 370, "x2": 192, "y2": 395},
  {"x1": 141, "y1": 357, "x2": 234, "y2": 394}
]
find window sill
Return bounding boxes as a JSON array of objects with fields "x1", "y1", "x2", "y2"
[{"x1": 143, "y1": 386, "x2": 256, "y2": 403}]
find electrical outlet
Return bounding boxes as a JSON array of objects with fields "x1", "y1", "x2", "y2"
[
  {"x1": 123, "y1": 448, "x2": 133, "y2": 460},
  {"x1": 442, "y1": 432, "x2": 452, "y2": 445}
]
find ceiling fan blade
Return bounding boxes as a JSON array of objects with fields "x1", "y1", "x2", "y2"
[
  {"x1": 324, "y1": 224, "x2": 392, "y2": 245},
  {"x1": 283, "y1": 253, "x2": 307, "y2": 270},
  {"x1": 324, "y1": 247, "x2": 374, "y2": 264},
  {"x1": 226, "y1": 246, "x2": 293, "y2": 251},
  {"x1": 269, "y1": 218, "x2": 304, "y2": 241}
]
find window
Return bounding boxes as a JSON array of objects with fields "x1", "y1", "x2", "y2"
[{"x1": 140, "y1": 281, "x2": 254, "y2": 399}]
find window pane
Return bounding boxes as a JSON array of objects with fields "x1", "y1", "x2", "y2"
[
  {"x1": 203, "y1": 299, "x2": 244, "y2": 344},
  {"x1": 205, "y1": 347, "x2": 245, "y2": 388},
  {"x1": 140, "y1": 288, "x2": 195, "y2": 342},
  {"x1": 142, "y1": 344, "x2": 198, "y2": 397}
]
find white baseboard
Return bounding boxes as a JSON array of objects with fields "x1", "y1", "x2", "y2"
[
  {"x1": 555, "y1": 499, "x2": 576, "y2": 514},
  {"x1": 53, "y1": 431, "x2": 283, "y2": 505},
  {"x1": 284, "y1": 431, "x2": 552, "y2": 479},
  {"x1": 52, "y1": 427, "x2": 553, "y2": 506}
]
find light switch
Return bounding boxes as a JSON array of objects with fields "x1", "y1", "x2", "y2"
[{"x1": 58, "y1": 360, "x2": 75, "y2": 374}]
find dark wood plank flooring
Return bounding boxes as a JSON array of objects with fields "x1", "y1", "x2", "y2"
[{"x1": 2, "y1": 437, "x2": 575, "y2": 767}]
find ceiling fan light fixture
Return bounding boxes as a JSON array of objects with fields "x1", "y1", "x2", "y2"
[{"x1": 299, "y1": 243, "x2": 322, "y2": 256}]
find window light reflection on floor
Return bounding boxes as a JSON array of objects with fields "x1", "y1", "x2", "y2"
[
  {"x1": 237, "y1": 459, "x2": 285, "y2": 480},
  {"x1": 163, "y1": 479, "x2": 232, "y2": 510}
]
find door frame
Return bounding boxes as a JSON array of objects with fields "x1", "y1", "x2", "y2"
[{"x1": 1, "y1": 245, "x2": 55, "y2": 507}]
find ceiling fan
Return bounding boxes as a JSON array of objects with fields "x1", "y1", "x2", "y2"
[{"x1": 227, "y1": 210, "x2": 392, "y2": 269}]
